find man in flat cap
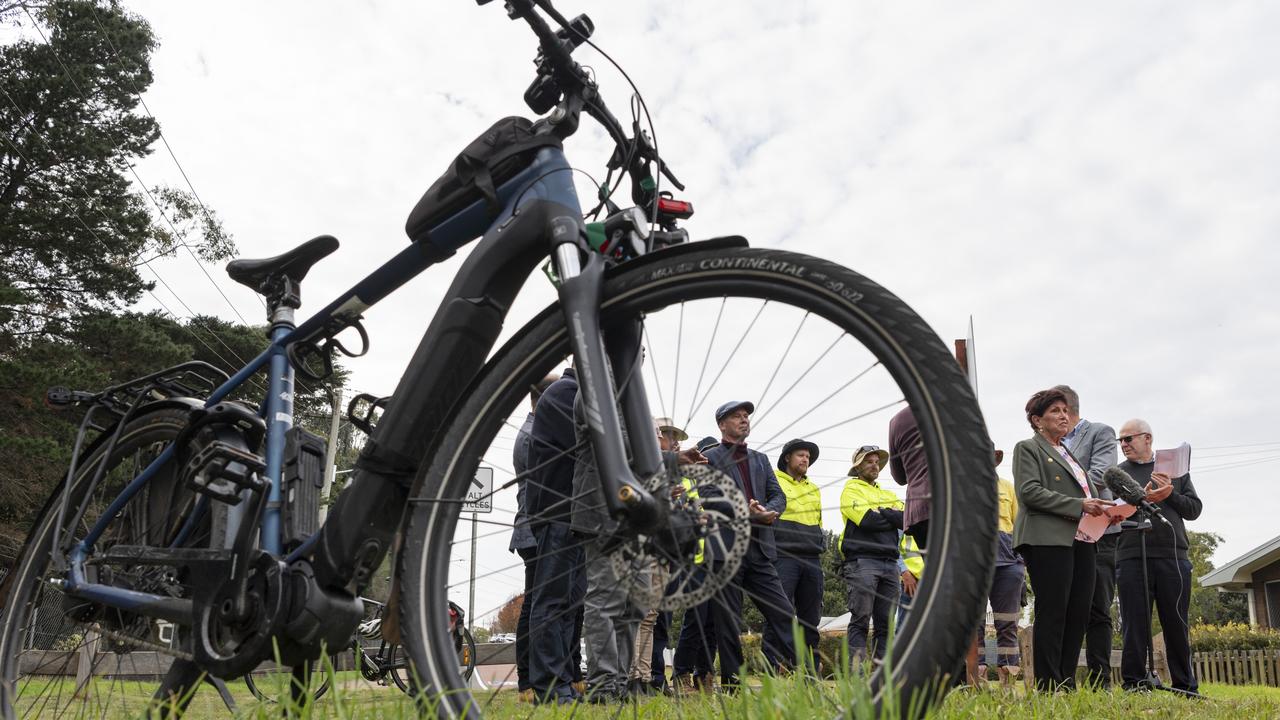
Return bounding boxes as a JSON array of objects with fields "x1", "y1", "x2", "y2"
[{"x1": 701, "y1": 400, "x2": 796, "y2": 690}]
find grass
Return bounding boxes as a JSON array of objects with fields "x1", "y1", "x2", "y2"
[{"x1": 17, "y1": 674, "x2": 1280, "y2": 719}]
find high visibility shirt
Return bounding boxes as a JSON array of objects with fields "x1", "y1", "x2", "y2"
[
  {"x1": 997, "y1": 477, "x2": 1018, "y2": 535},
  {"x1": 775, "y1": 470, "x2": 822, "y2": 527},
  {"x1": 900, "y1": 531, "x2": 924, "y2": 578},
  {"x1": 680, "y1": 477, "x2": 706, "y2": 565},
  {"x1": 774, "y1": 469, "x2": 825, "y2": 557},
  {"x1": 838, "y1": 476, "x2": 905, "y2": 560}
]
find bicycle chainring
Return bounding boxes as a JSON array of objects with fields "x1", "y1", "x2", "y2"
[
  {"x1": 192, "y1": 552, "x2": 285, "y2": 678},
  {"x1": 608, "y1": 463, "x2": 749, "y2": 612}
]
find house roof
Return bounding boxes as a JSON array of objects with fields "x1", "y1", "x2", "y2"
[{"x1": 1201, "y1": 533, "x2": 1280, "y2": 591}]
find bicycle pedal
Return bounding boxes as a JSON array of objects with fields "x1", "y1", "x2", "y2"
[{"x1": 184, "y1": 440, "x2": 267, "y2": 505}]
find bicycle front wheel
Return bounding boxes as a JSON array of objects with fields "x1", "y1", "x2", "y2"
[{"x1": 400, "y1": 244, "x2": 997, "y2": 718}]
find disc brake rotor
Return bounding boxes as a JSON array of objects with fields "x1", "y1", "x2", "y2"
[{"x1": 609, "y1": 463, "x2": 750, "y2": 612}]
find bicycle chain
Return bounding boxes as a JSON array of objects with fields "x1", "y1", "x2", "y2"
[{"x1": 66, "y1": 616, "x2": 194, "y2": 661}]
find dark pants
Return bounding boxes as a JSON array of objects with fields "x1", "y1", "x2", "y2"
[
  {"x1": 989, "y1": 562, "x2": 1025, "y2": 667},
  {"x1": 1117, "y1": 556, "x2": 1197, "y2": 693},
  {"x1": 673, "y1": 599, "x2": 716, "y2": 678},
  {"x1": 776, "y1": 553, "x2": 824, "y2": 670},
  {"x1": 528, "y1": 522, "x2": 585, "y2": 702},
  {"x1": 1085, "y1": 533, "x2": 1118, "y2": 687},
  {"x1": 515, "y1": 546, "x2": 538, "y2": 692},
  {"x1": 842, "y1": 556, "x2": 900, "y2": 662},
  {"x1": 1022, "y1": 541, "x2": 1096, "y2": 692},
  {"x1": 906, "y1": 520, "x2": 929, "y2": 549},
  {"x1": 651, "y1": 610, "x2": 672, "y2": 686},
  {"x1": 707, "y1": 550, "x2": 797, "y2": 687}
]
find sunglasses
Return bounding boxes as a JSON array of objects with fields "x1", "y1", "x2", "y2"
[
  {"x1": 858, "y1": 445, "x2": 881, "y2": 453},
  {"x1": 1117, "y1": 433, "x2": 1150, "y2": 444}
]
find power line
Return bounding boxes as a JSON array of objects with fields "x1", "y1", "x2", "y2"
[
  {"x1": 22, "y1": 6, "x2": 260, "y2": 328},
  {"x1": 5, "y1": 16, "x2": 329, "y2": 398},
  {"x1": 0, "y1": 92, "x2": 272, "y2": 398},
  {"x1": 86, "y1": 3, "x2": 265, "y2": 311}
]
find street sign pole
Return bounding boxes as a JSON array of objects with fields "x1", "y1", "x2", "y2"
[{"x1": 462, "y1": 467, "x2": 493, "y2": 633}]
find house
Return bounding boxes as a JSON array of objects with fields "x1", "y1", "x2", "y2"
[{"x1": 1200, "y1": 533, "x2": 1280, "y2": 629}]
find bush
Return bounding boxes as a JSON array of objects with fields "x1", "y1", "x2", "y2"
[
  {"x1": 741, "y1": 631, "x2": 849, "y2": 677},
  {"x1": 1190, "y1": 623, "x2": 1280, "y2": 653}
]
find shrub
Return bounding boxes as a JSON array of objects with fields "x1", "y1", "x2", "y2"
[{"x1": 1190, "y1": 623, "x2": 1280, "y2": 653}]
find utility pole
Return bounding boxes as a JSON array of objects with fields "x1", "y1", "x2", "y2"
[
  {"x1": 319, "y1": 388, "x2": 342, "y2": 523},
  {"x1": 469, "y1": 512, "x2": 478, "y2": 631}
]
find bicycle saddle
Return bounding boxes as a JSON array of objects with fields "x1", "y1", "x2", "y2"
[{"x1": 226, "y1": 235, "x2": 339, "y2": 293}]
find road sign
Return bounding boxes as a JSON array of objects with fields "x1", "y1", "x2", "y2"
[{"x1": 463, "y1": 467, "x2": 494, "y2": 513}]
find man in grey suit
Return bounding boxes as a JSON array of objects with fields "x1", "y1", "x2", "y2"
[{"x1": 1054, "y1": 384, "x2": 1119, "y2": 689}]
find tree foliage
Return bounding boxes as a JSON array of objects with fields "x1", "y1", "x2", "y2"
[
  {"x1": 0, "y1": 1, "x2": 357, "y2": 565},
  {"x1": 1187, "y1": 530, "x2": 1250, "y2": 626},
  {"x1": 0, "y1": 310, "x2": 346, "y2": 558},
  {"x1": 0, "y1": 0, "x2": 234, "y2": 350},
  {"x1": 492, "y1": 593, "x2": 523, "y2": 634}
]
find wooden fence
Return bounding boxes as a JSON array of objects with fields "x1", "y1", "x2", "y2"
[{"x1": 1193, "y1": 649, "x2": 1280, "y2": 686}]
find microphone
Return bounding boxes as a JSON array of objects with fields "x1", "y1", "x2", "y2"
[{"x1": 1103, "y1": 467, "x2": 1171, "y2": 526}]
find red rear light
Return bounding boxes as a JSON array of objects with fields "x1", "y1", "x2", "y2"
[{"x1": 657, "y1": 198, "x2": 694, "y2": 219}]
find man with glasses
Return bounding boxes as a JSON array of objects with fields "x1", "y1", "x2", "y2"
[
  {"x1": 1052, "y1": 385, "x2": 1120, "y2": 689},
  {"x1": 1115, "y1": 419, "x2": 1202, "y2": 696},
  {"x1": 839, "y1": 444, "x2": 902, "y2": 663}
]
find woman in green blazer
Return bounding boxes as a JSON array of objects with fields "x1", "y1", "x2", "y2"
[{"x1": 1012, "y1": 388, "x2": 1112, "y2": 692}]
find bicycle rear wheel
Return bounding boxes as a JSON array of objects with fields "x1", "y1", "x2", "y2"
[
  {"x1": 0, "y1": 405, "x2": 214, "y2": 719},
  {"x1": 399, "y1": 245, "x2": 997, "y2": 718}
]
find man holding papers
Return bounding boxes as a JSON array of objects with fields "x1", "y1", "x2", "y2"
[{"x1": 1115, "y1": 419, "x2": 1203, "y2": 695}]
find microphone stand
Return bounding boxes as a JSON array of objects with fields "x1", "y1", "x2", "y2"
[{"x1": 1121, "y1": 509, "x2": 1202, "y2": 698}]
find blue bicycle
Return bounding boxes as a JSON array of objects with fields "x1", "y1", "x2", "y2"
[{"x1": 0, "y1": 1, "x2": 997, "y2": 717}]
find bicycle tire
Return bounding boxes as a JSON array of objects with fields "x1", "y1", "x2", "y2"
[
  {"x1": 242, "y1": 655, "x2": 334, "y2": 704},
  {"x1": 458, "y1": 627, "x2": 477, "y2": 684},
  {"x1": 398, "y1": 245, "x2": 997, "y2": 718},
  {"x1": 386, "y1": 643, "x2": 413, "y2": 693},
  {"x1": 0, "y1": 406, "x2": 212, "y2": 719}
]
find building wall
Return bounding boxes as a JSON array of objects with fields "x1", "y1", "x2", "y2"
[{"x1": 1252, "y1": 558, "x2": 1280, "y2": 630}]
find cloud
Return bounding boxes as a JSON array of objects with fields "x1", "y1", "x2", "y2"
[{"x1": 118, "y1": 0, "x2": 1280, "y2": 617}]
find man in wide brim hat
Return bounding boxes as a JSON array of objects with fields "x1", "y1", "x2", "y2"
[
  {"x1": 776, "y1": 438, "x2": 820, "y2": 471},
  {"x1": 653, "y1": 417, "x2": 689, "y2": 443},
  {"x1": 849, "y1": 445, "x2": 890, "y2": 475}
]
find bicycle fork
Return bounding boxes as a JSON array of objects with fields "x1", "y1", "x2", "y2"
[{"x1": 549, "y1": 214, "x2": 664, "y2": 529}]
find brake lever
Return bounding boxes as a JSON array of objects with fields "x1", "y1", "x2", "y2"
[{"x1": 656, "y1": 158, "x2": 685, "y2": 191}]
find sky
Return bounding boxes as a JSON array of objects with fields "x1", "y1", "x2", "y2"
[{"x1": 17, "y1": 1, "x2": 1280, "y2": 623}]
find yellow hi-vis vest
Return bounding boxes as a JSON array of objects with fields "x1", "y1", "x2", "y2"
[
  {"x1": 680, "y1": 477, "x2": 705, "y2": 565},
  {"x1": 900, "y1": 532, "x2": 924, "y2": 578},
  {"x1": 775, "y1": 469, "x2": 822, "y2": 528}
]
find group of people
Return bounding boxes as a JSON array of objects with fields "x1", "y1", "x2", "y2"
[
  {"x1": 507, "y1": 369, "x2": 1201, "y2": 703},
  {"x1": 1014, "y1": 385, "x2": 1202, "y2": 695}
]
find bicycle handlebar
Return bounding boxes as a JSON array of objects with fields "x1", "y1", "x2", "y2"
[{"x1": 487, "y1": 0, "x2": 685, "y2": 215}]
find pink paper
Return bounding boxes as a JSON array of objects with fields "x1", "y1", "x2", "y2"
[
  {"x1": 1154, "y1": 443, "x2": 1192, "y2": 477},
  {"x1": 1076, "y1": 501, "x2": 1138, "y2": 543}
]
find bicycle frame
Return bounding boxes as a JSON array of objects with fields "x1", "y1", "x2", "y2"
[{"x1": 59, "y1": 144, "x2": 667, "y2": 630}]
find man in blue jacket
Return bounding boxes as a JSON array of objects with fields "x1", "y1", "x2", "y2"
[
  {"x1": 702, "y1": 400, "x2": 796, "y2": 689},
  {"x1": 525, "y1": 366, "x2": 586, "y2": 704}
]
